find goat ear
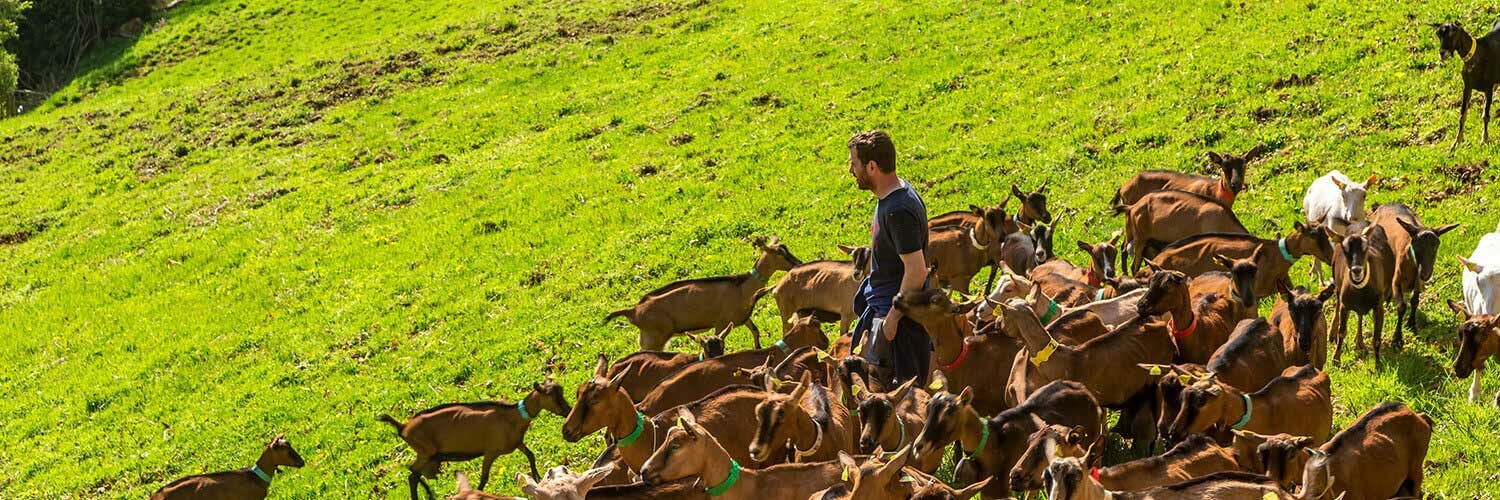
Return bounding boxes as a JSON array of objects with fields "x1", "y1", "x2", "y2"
[
  {"x1": 1011, "y1": 185, "x2": 1026, "y2": 199},
  {"x1": 1458, "y1": 256, "x2": 1484, "y2": 273},
  {"x1": 1231, "y1": 429, "x2": 1268, "y2": 445},
  {"x1": 1316, "y1": 281, "x2": 1337, "y2": 302},
  {"x1": 1330, "y1": 176, "x2": 1348, "y2": 190},
  {"x1": 1075, "y1": 240, "x2": 1092, "y2": 253},
  {"x1": 456, "y1": 472, "x2": 472, "y2": 492},
  {"x1": 1206, "y1": 151, "x2": 1224, "y2": 165},
  {"x1": 1108, "y1": 230, "x2": 1122, "y2": 246},
  {"x1": 954, "y1": 478, "x2": 993, "y2": 499},
  {"x1": 1363, "y1": 174, "x2": 1379, "y2": 188},
  {"x1": 1276, "y1": 279, "x2": 1295, "y2": 302},
  {"x1": 838, "y1": 243, "x2": 856, "y2": 255},
  {"x1": 606, "y1": 370, "x2": 628, "y2": 391},
  {"x1": 1395, "y1": 217, "x2": 1420, "y2": 236},
  {"x1": 890, "y1": 377, "x2": 915, "y2": 402},
  {"x1": 1144, "y1": 258, "x2": 1164, "y2": 273},
  {"x1": 957, "y1": 386, "x2": 974, "y2": 406},
  {"x1": 928, "y1": 370, "x2": 949, "y2": 392},
  {"x1": 1067, "y1": 426, "x2": 1089, "y2": 446},
  {"x1": 1433, "y1": 223, "x2": 1461, "y2": 236},
  {"x1": 1449, "y1": 299, "x2": 1472, "y2": 319},
  {"x1": 1212, "y1": 254, "x2": 1234, "y2": 269},
  {"x1": 1244, "y1": 144, "x2": 1267, "y2": 161},
  {"x1": 1291, "y1": 436, "x2": 1315, "y2": 448},
  {"x1": 594, "y1": 353, "x2": 610, "y2": 379},
  {"x1": 578, "y1": 464, "x2": 616, "y2": 492}
]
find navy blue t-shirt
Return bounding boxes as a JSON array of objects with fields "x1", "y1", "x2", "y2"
[{"x1": 869, "y1": 180, "x2": 928, "y2": 291}]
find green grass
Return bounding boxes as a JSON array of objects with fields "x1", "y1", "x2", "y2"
[{"x1": 2, "y1": 0, "x2": 1498, "y2": 497}]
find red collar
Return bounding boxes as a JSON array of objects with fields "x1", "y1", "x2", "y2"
[
  {"x1": 1217, "y1": 180, "x2": 1236, "y2": 204},
  {"x1": 1084, "y1": 268, "x2": 1102, "y2": 287},
  {"x1": 1169, "y1": 314, "x2": 1198, "y2": 339},
  {"x1": 941, "y1": 340, "x2": 971, "y2": 371},
  {"x1": 1091, "y1": 466, "x2": 1101, "y2": 482}
]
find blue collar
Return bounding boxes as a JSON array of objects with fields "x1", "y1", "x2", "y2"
[
  {"x1": 517, "y1": 400, "x2": 532, "y2": 420},
  {"x1": 1232, "y1": 393, "x2": 1253, "y2": 430},
  {"x1": 773, "y1": 339, "x2": 789, "y2": 353},
  {"x1": 250, "y1": 465, "x2": 273, "y2": 483},
  {"x1": 1277, "y1": 238, "x2": 1298, "y2": 264}
]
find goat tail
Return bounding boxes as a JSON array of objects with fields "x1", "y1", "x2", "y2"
[
  {"x1": 1111, "y1": 201, "x2": 1129, "y2": 216},
  {"x1": 603, "y1": 307, "x2": 634, "y2": 325},
  {"x1": 376, "y1": 414, "x2": 405, "y2": 435},
  {"x1": 752, "y1": 281, "x2": 781, "y2": 304}
]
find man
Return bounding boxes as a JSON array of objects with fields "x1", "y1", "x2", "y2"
[{"x1": 847, "y1": 130, "x2": 931, "y2": 387}]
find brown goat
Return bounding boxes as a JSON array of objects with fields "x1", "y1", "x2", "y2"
[
  {"x1": 1032, "y1": 233, "x2": 1122, "y2": 288},
  {"x1": 378, "y1": 380, "x2": 571, "y2": 500},
  {"x1": 449, "y1": 471, "x2": 521, "y2": 500},
  {"x1": 1254, "y1": 402, "x2": 1432, "y2": 500},
  {"x1": 507, "y1": 465, "x2": 612, "y2": 500},
  {"x1": 749, "y1": 371, "x2": 857, "y2": 464},
  {"x1": 892, "y1": 288, "x2": 1023, "y2": 416},
  {"x1": 1136, "y1": 264, "x2": 1257, "y2": 365},
  {"x1": 912, "y1": 381, "x2": 1104, "y2": 499},
  {"x1": 637, "y1": 316, "x2": 831, "y2": 415},
  {"x1": 742, "y1": 345, "x2": 831, "y2": 390},
  {"x1": 846, "y1": 376, "x2": 940, "y2": 472},
  {"x1": 1204, "y1": 319, "x2": 1293, "y2": 395},
  {"x1": 150, "y1": 435, "x2": 305, "y2": 500},
  {"x1": 1112, "y1": 146, "x2": 1265, "y2": 209},
  {"x1": 1011, "y1": 429, "x2": 1241, "y2": 493},
  {"x1": 1117, "y1": 190, "x2": 1250, "y2": 273},
  {"x1": 1370, "y1": 203, "x2": 1460, "y2": 344},
  {"x1": 1043, "y1": 454, "x2": 1325, "y2": 500},
  {"x1": 561, "y1": 356, "x2": 792, "y2": 474},
  {"x1": 902, "y1": 467, "x2": 991, "y2": 500},
  {"x1": 926, "y1": 225, "x2": 995, "y2": 294},
  {"x1": 1329, "y1": 222, "x2": 1396, "y2": 365},
  {"x1": 998, "y1": 299, "x2": 1175, "y2": 407},
  {"x1": 1270, "y1": 281, "x2": 1335, "y2": 369},
  {"x1": 1165, "y1": 365, "x2": 1332, "y2": 446},
  {"x1": 606, "y1": 331, "x2": 728, "y2": 403},
  {"x1": 758, "y1": 245, "x2": 872, "y2": 335},
  {"x1": 606, "y1": 236, "x2": 802, "y2": 350},
  {"x1": 810, "y1": 448, "x2": 916, "y2": 500},
  {"x1": 1151, "y1": 223, "x2": 1335, "y2": 299},
  {"x1": 1449, "y1": 299, "x2": 1500, "y2": 403},
  {"x1": 1012, "y1": 183, "x2": 1054, "y2": 225},
  {"x1": 640, "y1": 408, "x2": 843, "y2": 500}
]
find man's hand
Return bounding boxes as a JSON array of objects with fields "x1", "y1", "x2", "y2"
[{"x1": 882, "y1": 313, "x2": 900, "y2": 341}]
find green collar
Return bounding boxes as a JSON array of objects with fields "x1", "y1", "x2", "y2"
[
  {"x1": 1039, "y1": 300, "x2": 1060, "y2": 324},
  {"x1": 749, "y1": 268, "x2": 764, "y2": 282},
  {"x1": 773, "y1": 339, "x2": 789, "y2": 353},
  {"x1": 704, "y1": 460, "x2": 742, "y2": 496},
  {"x1": 968, "y1": 420, "x2": 990, "y2": 456},
  {"x1": 1408, "y1": 245, "x2": 1417, "y2": 262},
  {"x1": 517, "y1": 400, "x2": 532, "y2": 420},
  {"x1": 617, "y1": 411, "x2": 646, "y2": 448},
  {"x1": 250, "y1": 465, "x2": 273, "y2": 484},
  {"x1": 1232, "y1": 393, "x2": 1253, "y2": 430},
  {"x1": 1277, "y1": 238, "x2": 1298, "y2": 264}
]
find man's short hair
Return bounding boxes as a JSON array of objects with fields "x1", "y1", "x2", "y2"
[{"x1": 849, "y1": 130, "x2": 896, "y2": 173}]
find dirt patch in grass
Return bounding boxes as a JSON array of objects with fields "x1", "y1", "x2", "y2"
[
  {"x1": 0, "y1": 219, "x2": 50, "y2": 245},
  {"x1": 1426, "y1": 160, "x2": 1489, "y2": 202}
]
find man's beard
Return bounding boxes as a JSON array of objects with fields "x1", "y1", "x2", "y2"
[{"x1": 855, "y1": 174, "x2": 873, "y2": 190}]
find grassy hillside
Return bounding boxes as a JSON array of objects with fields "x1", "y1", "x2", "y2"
[{"x1": 2, "y1": 0, "x2": 1498, "y2": 497}]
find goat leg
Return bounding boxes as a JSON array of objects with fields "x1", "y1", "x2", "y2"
[
  {"x1": 478, "y1": 454, "x2": 497, "y2": 490},
  {"x1": 1332, "y1": 307, "x2": 1348, "y2": 364},
  {"x1": 1354, "y1": 314, "x2": 1365, "y2": 353},
  {"x1": 407, "y1": 470, "x2": 422, "y2": 500},
  {"x1": 1373, "y1": 307, "x2": 1385, "y2": 367},
  {"x1": 744, "y1": 319, "x2": 763, "y2": 349},
  {"x1": 1452, "y1": 87, "x2": 1471, "y2": 153},
  {"x1": 1470, "y1": 365, "x2": 1485, "y2": 402},
  {"x1": 520, "y1": 444, "x2": 540, "y2": 480},
  {"x1": 1485, "y1": 89, "x2": 1494, "y2": 144},
  {"x1": 1408, "y1": 285, "x2": 1421, "y2": 331},
  {"x1": 1393, "y1": 298, "x2": 1406, "y2": 352}
]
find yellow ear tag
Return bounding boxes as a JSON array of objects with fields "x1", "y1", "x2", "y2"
[
  {"x1": 1147, "y1": 365, "x2": 1162, "y2": 376},
  {"x1": 1029, "y1": 340, "x2": 1058, "y2": 366},
  {"x1": 677, "y1": 417, "x2": 686, "y2": 428},
  {"x1": 928, "y1": 379, "x2": 944, "y2": 391},
  {"x1": 771, "y1": 379, "x2": 784, "y2": 390},
  {"x1": 815, "y1": 349, "x2": 831, "y2": 361},
  {"x1": 1262, "y1": 492, "x2": 1277, "y2": 500},
  {"x1": 851, "y1": 384, "x2": 863, "y2": 396},
  {"x1": 841, "y1": 467, "x2": 851, "y2": 481},
  {"x1": 1178, "y1": 374, "x2": 1193, "y2": 385}
]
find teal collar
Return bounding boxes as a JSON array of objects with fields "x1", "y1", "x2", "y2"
[
  {"x1": 773, "y1": 339, "x2": 789, "y2": 353},
  {"x1": 1232, "y1": 393, "x2": 1253, "y2": 430},
  {"x1": 704, "y1": 460, "x2": 741, "y2": 496},
  {"x1": 968, "y1": 420, "x2": 990, "y2": 456},
  {"x1": 1095, "y1": 288, "x2": 1105, "y2": 302},
  {"x1": 250, "y1": 465, "x2": 273, "y2": 484},
  {"x1": 1039, "y1": 300, "x2": 1060, "y2": 324},
  {"x1": 617, "y1": 411, "x2": 646, "y2": 448},
  {"x1": 749, "y1": 268, "x2": 764, "y2": 282},
  {"x1": 517, "y1": 400, "x2": 532, "y2": 421},
  {"x1": 1277, "y1": 238, "x2": 1298, "y2": 264},
  {"x1": 1408, "y1": 245, "x2": 1417, "y2": 261}
]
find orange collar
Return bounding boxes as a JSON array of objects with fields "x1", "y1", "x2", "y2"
[
  {"x1": 1170, "y1": 314, "x2": 1198, "y2": 339},
  {"x1": 1217, "y1": 180, "x2": 1235, "y2": 204},
  {"x1": 1091, "y1": 466, "x2": 1101, "y2": 482},
  {"x1": 941, "y1": 340, "x2": 971, "y2": 371}
]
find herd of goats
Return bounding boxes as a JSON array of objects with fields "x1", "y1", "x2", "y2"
[
  {"x1": 152, "y1": 150, "x2": 1500, "y2": 500},
  {"x1": 142, "y1": 20, "x2": 1500, "y2": 500}
]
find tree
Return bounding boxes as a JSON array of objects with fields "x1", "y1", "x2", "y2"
[{"x1": 0, "y1": 0, "x2": 27, "y2": 116}]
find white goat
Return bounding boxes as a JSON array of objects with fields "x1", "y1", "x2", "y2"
[
  {"x1": 1459, "y1": 221, "x2": 1500, "y2": 316},
  {"x1": 1304, "y1": 170, "x2": 1378, "y2": 236}
]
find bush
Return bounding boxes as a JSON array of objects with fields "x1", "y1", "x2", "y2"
[
  {"x1": 6, "y1": 0, "x2": 151, "y2": 92},
  {"x1": 0, "y1": 0, "x2": 25, "y2": 116}
]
